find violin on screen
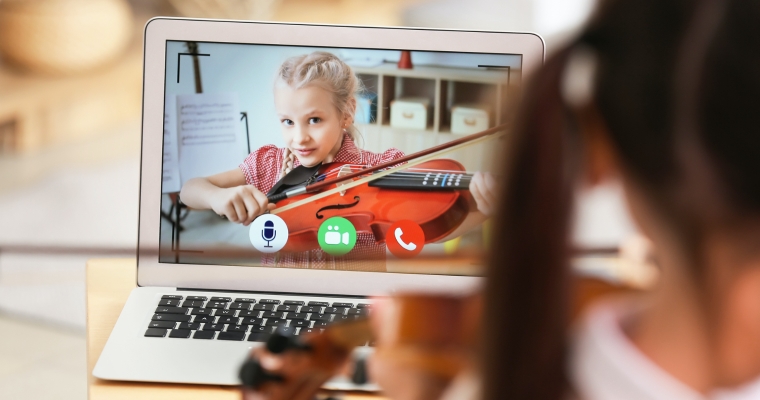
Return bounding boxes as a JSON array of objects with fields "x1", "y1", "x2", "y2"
[
  {"x1": 264, "y1": 124, "x2": 509, "y2": 252},
  {"x1": 239, "y1": 293, "x2": 482, "y2": 400}
]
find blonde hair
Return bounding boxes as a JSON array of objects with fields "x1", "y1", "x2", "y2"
[{"x1": 276, "y1": 51, "x2": 364, "y2": 178}]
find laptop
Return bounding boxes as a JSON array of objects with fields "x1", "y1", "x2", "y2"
[{"x1": 93, "y1": 17, "x2": 544, "y2": 389}]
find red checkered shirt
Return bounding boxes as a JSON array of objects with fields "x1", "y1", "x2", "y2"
[{"x1": 239, "y1": 134, "x2": 405, "y2": 272}]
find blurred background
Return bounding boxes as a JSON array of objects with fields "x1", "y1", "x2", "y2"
[{"x1": 0, "y1": 0, "x2": 628, "y2": 398}]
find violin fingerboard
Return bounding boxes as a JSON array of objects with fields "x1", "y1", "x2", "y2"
[{"x1": 369, "y1": 173, "x2": 471, "y2": 190}]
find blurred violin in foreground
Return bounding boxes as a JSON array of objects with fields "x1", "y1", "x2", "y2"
[{"x1": 239, "y1": 293, "x2": 482, "y2": 400}]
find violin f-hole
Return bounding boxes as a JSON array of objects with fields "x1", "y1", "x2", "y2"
[{"x1": 316, "y1": 196, "x2": 361, "y2": 219}]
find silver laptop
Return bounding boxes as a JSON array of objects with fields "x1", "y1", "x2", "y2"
[{"x1": 93, "y1": 17, "x2": 543, "y2": 389}]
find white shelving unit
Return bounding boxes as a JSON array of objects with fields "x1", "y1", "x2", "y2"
[{"x1": 351, "y1": 62, "x2": 517, "y2": 172}]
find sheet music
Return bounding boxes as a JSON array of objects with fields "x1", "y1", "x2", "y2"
[
  {"x1": 177, "y1": 93, "x2": 248, "y2": 185},
  {"x1": 162, "y1": 95, "x2": 181, "y2": 193}
]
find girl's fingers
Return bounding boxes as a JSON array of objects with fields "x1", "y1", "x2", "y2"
[
  {"x1": 251, "y1": 187, "x2": 270, "y2": 214},
  {"x1": 231, "y1": 197, "x2": 247, "y2": 223},
  {"x1": 222, "y1": 202, "x2": 237, "y2": 222},
  {"x1": 240, "y1": 191, "x2": 260, "y2": 226},
  {"x1": 470, "y1": 172, "x2": 487, "y2": 213}
]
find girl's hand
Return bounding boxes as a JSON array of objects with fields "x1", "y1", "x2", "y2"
[
  {"x1": 469, "y1": 171, "x2": 498, "y2": 217},
  {"x1": 210, "y1": 185, "x2": 272, "y2": 226}
]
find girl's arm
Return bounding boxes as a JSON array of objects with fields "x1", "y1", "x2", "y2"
[{"x1": 180, "y1": 169, "x2": 271, "y2": 226}]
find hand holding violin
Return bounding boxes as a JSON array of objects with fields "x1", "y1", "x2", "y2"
[
  {"x1": 239, "y1": 294, "x2": 481, "y2": 400},
  {"x1": 469, "y1": 171, "x2": 498, "y2": 217}
]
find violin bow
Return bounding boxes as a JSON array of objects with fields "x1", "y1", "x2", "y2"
[{"x1": 270, "y1": 123, "x2": 509, "y2": 215}]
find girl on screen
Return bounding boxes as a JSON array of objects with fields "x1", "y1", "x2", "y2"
[{"x1": 180, "y1": 51, "x2": 496, "y2": 271}]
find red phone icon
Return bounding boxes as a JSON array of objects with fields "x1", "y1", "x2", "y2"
[{"x1": 387, "y1": 220, "x2": 425, "y2": 258}]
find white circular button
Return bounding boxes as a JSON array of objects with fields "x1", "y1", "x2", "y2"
[{"x1": 249, "y1": 214, "x2": 289, "y2": 253}]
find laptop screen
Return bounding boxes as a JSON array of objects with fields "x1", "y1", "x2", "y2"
[{"x1": 159, "y1": 41, "x2": 521, "y2": 276}]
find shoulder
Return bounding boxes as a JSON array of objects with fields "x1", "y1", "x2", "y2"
[
  {"x1": 359, "y1": 146, "x2": 405, "y2": 165},
  {"x1": 239, "y1": 144, "x2": 284, "y2": 188}
]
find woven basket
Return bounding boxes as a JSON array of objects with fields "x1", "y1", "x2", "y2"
[{"x1": 0, "y1": 0, "x2": 133, "y2": 75}]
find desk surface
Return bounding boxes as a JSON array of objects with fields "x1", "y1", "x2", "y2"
[{"x1": 86, "y1": 258, "x2": 382, "y2": 400}]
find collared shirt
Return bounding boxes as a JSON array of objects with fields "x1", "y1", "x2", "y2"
[
  {"x1": 569, "y1": 299, "x2": 760, "y2": 400},
  {"x1": 239, "y1": 134, "x2": 405, "y2": 272}
]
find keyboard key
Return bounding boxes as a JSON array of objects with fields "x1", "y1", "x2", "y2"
[
  {"x1": 357, "y1": 303, "x2": 371, "y2": 308},
  {"x1": 283, "y1": 300, "x2": 305, "y2": 305},
  {"x1": 202, "y1": 324, "x2": 224, "y2": 331},
  {"x1": 253, "y1": 304, "x2": 275, "y2": 311},
  {"x1": 333, "y1": 315, "x2": 356, "y2": 323},
  {"x1": 265, "y1": 319, "x2": 286, "y2": 326},
  {"x1": 276, "y1": 326, "x2": 295, "y2": 336},
  {"x1": 332, "y1": 302, "x2": 354, "y2": 308},
  {"x1": 290, "y1": 320, "x2": 310, "y2": 328},
  {"x1": 178, "y1": 322, "x2": 201, "y2": 330},
  {"x1": 155, "y1": 306, "x2": 189, "y2": 314},
  {"x1": 144, "y1": 328, "x2": 167, "y2": 337},
  {"x1": 275, "y1": 305, "x2": 298, "y2": 312},
  {"x1": 181, "y1": 300, "x2": 205, "y2": 308},
  {"x1": 241, "y1": 317, "x2": 264, "y2": 326},
  {"x1": 262, "y1": 311, "x2": 285, "y2": 319},
  {"x1": 161, "y1": 295, "x2": 183, "y2": 300},
  {"x1": 258, "y1": 299, "x2": 281, "y2": 305},
  {"x1": 169, "y1": 329, "x2": 191, "y2": 338},
  {"x1": 301, "y1": 306, "x2": 321, "y2": 313},
  {"x1": 192, "y1": 315, "x2": 213, "y2": 324},
  {"x1": 322, "y1": 307, "x2": 348, "y2": 315},
  {"x1": 226, "y1": 325, "x2": 249, "y2": 333},
  {"x1": 285, "y1": 313, "x2": 308, "y2": 320},
  {"x1": 235, "y1": 298, "x2": 256, "y2": 303},
  {"x1": 186, "y1": 296, "x2": 208, "y2": 301},
  {"x1": 348, "y1": 308, "x2": 368, "y2": 316},
  {"x1": 210, "y1": 297, "x2": 232, "y2": 302},
  {"x1": 229, "y1": 302, "x2": 251, "y2": 311},
  {"x1": 216, "y1": 309, "x2": 236, "y2": 317},
  {"x1": 299, "y1": 328, "x2": 318, "y2": 335},
  {"x1": 247, "y1": 332, "x2": 268, "y2": 342},
  {"x1": 216, "y1": 316, "x2": 237, "y2": 325},
  {"x1": 206, "y1": 302, "x2": 228, "y2": 309},
  {"x1": 158, "y1": 299, "x2": 181, "y2": 307},
  {"x1": 308, "y1": 301, "x2": 329, "y2": 307},
  {"x1": 152, "y1": 313, "x2": 191, "y2": 322},
  {"x1": 193, "y1": 330, "x2": 215, "y2": 339},
  {"x1": 249, "y1": 325, "x2": 270, "y2": 334},
  {"x1": 218, "y1": 331, "x2": 245, "y2": 341},
  {"x1": 309, "y1": 314, "x2": 331, "y2": 322},
  {"x1": 191, "y1": 308, "x2": 213, "y2": 316},
  {"x1": 149, "y1": 321, "x2": 175, "y2": 329},
  {"x1": 313, "y1": 321, "x2": 330, "y2": 329},
  {"x1": 238, "y1": 311, "x2": 260, "y2": 318}
]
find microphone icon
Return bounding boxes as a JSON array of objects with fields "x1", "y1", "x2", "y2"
[{"x1": 261, "y1": 220, "x2": 276, "y2": 248}]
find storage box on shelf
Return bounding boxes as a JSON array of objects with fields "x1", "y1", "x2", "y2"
[
  {"x1": 351, "y1": 62, "x2": 514, "y2": 172},
  {"x1": 451, "y1": 104, "x2": 490, "y2": 135},
  {"x1": 390, "y1": 97, "x2": 430, "y2": 130}
]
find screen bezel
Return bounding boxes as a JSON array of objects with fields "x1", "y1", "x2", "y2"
[{"x1": 138, "y1": 17, "x2": 544, "y2": 294}]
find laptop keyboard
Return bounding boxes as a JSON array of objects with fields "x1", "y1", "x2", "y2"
[{"x1": 145, "y1": 295, "x2": 370, "y2": 342}]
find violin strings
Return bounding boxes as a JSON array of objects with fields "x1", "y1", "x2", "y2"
[{"x1": 271, "y1": 131, "x2": 504, "y2": 215}]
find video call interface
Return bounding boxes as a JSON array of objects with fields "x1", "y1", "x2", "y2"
[{"x1": 159, "y1": 40, "x2": 522, "y2": 275}]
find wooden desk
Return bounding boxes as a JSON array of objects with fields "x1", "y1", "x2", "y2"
[{"x1": 86, "y1": 258, "x2": 382, "y2": 400}]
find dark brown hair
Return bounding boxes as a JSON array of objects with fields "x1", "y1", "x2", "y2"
[{"x1": 482, "y1": 0, "x2": 760, "y2": 398}]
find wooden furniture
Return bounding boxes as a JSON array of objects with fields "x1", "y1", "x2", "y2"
[
  {"x1": 0, "y1": 28, "x2": 142, "y2": 154},
  {"x1": 85, "y1": 258, "x2": 384, "y2": 399}
]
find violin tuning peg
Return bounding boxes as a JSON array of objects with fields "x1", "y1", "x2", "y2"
[
  {"x1": 351, "y1": 356, "x2": 369, "y2": 385},
  {"x1": 239, "y1": 357, "x2": 284, "y2": 389},
  {"x1": 266, "y1": 326, "x2": 312, "y2": 354}
]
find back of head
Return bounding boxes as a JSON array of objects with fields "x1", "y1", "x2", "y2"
[
  {"x1": 276, "y1": 51, "x2": 363, "y2": 142},
  {"x1": 482, "y1": 0, "x2": 760, "y2": 399}
]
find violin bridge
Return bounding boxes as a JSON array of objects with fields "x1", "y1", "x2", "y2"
[{"x1": 335, "y1": 165, "x2": 355, "y2": 196}]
